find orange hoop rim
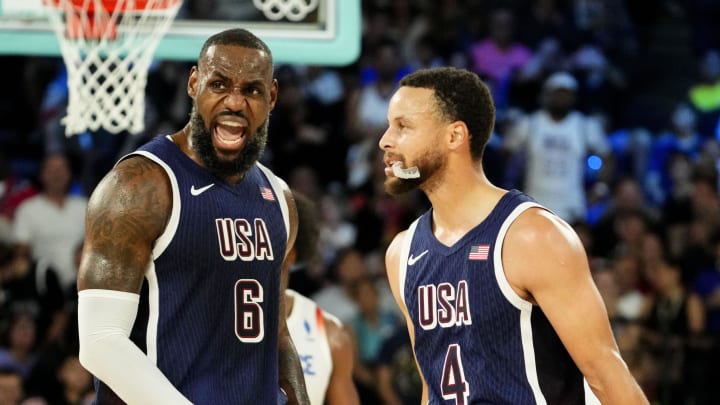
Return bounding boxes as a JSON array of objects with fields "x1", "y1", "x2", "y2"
[{"x1": 44, "y1": 0, "x2": 181, "y2": 13}]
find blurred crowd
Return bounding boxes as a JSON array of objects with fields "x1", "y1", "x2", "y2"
[{"x1": 2, "y1": 0, "x2": 720, "y2": 404}]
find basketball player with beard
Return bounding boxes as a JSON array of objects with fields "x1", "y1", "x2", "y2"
[
  {"x1": 379, "y1": 67, "x2": 648, "y2": 404},
  {"x1": 76, "y1": 29, "x2": 310, "y2": 404}
]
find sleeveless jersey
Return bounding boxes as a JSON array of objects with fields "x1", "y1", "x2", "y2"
[
  {"x1": 94, "y1": 135, "x2": 289, "y2": 404},
  {"x1": 286, "y1": 289, "x2": 334, "y2": 405},
  {"x1": 399, "y1": 190, "x2": 600, "y2": 405}
]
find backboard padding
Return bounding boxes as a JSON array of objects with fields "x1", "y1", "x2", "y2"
[{"x1": 0, "y1": 0, "x2": 361, "y2": 65}]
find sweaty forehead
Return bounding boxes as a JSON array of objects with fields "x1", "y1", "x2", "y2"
[
  {"x1": 389, "y1": 86, "x2": 438, "y2": 118},
  {"x1": 200, "y1": 44, "x2": 272, "y2": 79}
]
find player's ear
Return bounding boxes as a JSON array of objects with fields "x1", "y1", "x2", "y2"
[
  {"x1": 447, "y1": 121, "x2": 468, "y2": 150},
  {"x1": 187, "y1": 66, "x2": 199, "y2": 98},
  {"x1": 268, "y1": 78, "x2": 279, "y2": 110}
]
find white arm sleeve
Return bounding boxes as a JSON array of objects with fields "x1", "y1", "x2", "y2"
[{"x1": 78, "y1": 289, "x2": 193, "y2": 405}]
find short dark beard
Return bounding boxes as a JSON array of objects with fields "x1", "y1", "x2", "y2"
[
  {"x1": 384, "y1": 149, "x2": 445, "y2": 196},
  {"x1": 189, "y1": 105, "x2": 268, "y2": 180}
]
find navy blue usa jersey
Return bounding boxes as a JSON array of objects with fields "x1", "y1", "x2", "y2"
[
  {"x1": 94, "y1": 135, "x2": 289, "y2": 404},
  {"x1": 399, "y1": 190, "x2": 599, "y2": 405}
]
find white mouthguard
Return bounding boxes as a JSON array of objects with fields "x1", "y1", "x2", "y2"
[{"x1": 392, "y1": 161, "x2": 420, "y2": 179}]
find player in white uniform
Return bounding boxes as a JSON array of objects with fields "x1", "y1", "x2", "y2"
[
  {"x1": 504, "y1": 71, "x2": 610, "y2": 224},
  {"x1": 284, "y1": 191, "x2": 360, "y2": 405}
]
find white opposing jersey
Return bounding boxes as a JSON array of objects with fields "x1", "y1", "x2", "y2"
[{"x1": 286, "y1": 289, "x2": 335, "y2": 405}]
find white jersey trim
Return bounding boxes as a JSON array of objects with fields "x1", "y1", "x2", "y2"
[
  {"x1": 584, "y1": 378, "x2": 601, "y2": 404},
  {"x1": 257, "y1": 162, "x2": 291, "y2": 243},
  {"x1": 117, "y1": 148, "x2": 182, "y2": 259},
  {"x1": 145, "y1": 261, "x2": 160, "y2": 364},
  {"x1": 493, "y1": 201, "x2": 546, "y2": 405},
  {"x1": 398, "y1": 218, "x2": 421, "y2": 311},
  {"x1": 116, "y1": 144, "x2": 181, "y2": 366}
]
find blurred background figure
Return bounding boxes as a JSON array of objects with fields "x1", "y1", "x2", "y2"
[
  {"x1": 0, "y1": 153, "x2": 38, "y2": 243},
  {"x1": 375, "y1": 327, "x2": 422, "y2": 405},
  {"x1": 0, "y1": 239, "x2": 66, "y2": 348},
  {"x1": 504, "y1": 71, "x2": 611, "y2": 224},
  {"x1": 640, "y1": 259, "x2": 706, "y2": 404},
  {"x1": 0, "y1": 309, "x2": 39, "y2": 380},
  {"x1": 0, "y1": 367, "x2": 25, "y2": 405},
  {"x1": 347, "y1": 275, "x2": 400, "y2": 405},
  {"x1": 11, "y1": 153, "x2": 86, "y2": 291}
]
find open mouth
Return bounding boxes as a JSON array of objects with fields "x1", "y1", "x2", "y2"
[{"x1": 213, "y1": 119, "x2": 247, "y2": 149}]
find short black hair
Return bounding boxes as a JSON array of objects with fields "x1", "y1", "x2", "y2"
[
  {"x1": 399, "y1": 67, "x2": 496, "y2": 161},
  {"x1": 291, "y1": 190, "x2": 320, "y2": 267},
  {"x1": 199, "y1": 28, "x2": 273, "y2": 67}
]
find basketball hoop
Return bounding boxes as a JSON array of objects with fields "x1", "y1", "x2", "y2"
[{"x1": 43, "y1": 0, "x2": 182, "y2": 136}]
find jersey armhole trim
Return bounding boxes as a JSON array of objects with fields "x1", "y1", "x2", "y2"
[
  {"x1": 123, "y1": 151, "x2": 181, "y2": 259},
  {"x1": 398, "y1": 218, "x2": 421, "y2": 311},
  {"x1": 256, "y1": 163, "x2": 290, "y2": 243},
  {"x1": 493, "y1": 201, "x2": 543, "y2": 311}
]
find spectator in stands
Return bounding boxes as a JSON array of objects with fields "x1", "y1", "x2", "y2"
[
  {"x1": 693, "y1": 232, "x2": 720, "y2": 335},
  {"x1": 645, "y1": 104, "x2": 704, "y2": 206},
  {"x1": 346, "y1": 39, "x2": 408, "y2": 190},
  {"x1": 0, "y1": 240, "x2": 65, "y2": 348},
  {"x1": 312, "y1": 248, "x2": 366, "y2": 325},
  {"x1": 504, "y1": 71, "x2": 610, "y2": 224},
  {"x1": 0, "y1": 367, "x2": 25, "y2": 405},
  {"x1": 640, "y1": 259, "x2": 706, "y2": 405},
  {"x1": 317, "y1": 194, "x2": 357, "y2": 267},
  {"x1": 375, "y1": 326, "x2": 422, "y2": 405},
  {"x1": 514, "y1": 0, "x2": 575, "y2": 48},
  {"x1": 55, "y1": 354, "x2": 93, "y2": 405},
  {"x1": 12, "y1": 153, "x2": 86, "y2": 291},
  {"x1": 348, "y1": 275, "x2": 399, "y2": 405},
  {"x1": 688, "y1": 49, "x2": 720, "y2": 137},
  {"x1": 312, "y1": 248, "x2": 397, "y2": 327},
  {"x1": 592, "y1": 176, "x2": 657, "y2": 257},
  {"x1": 614, "y1": 253, "x2": 648, "y2": 322},
  {"x1": 0, "y1": 153, "x2": 38, "y2": 241},
  {"x1": 0, "y1": 309, "x2": 39, "y2": 379},
  {"x1": 468, "y1": 7, "x2": 534, "y2": 112}
]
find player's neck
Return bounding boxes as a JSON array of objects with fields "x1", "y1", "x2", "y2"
[
  {"x1": 426, "y1": 174, "x2": 505, "y2": 241},
  {"x1": 424, "y1": 164, "x2": 491, "y2": 214}
]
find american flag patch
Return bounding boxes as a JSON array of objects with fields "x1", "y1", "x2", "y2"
[
  {"x1": 468, "y1": 244, "x2": 490, "y2": 260},
  {"x1": 260, "y1": 186, "x2": 275, "y2": 201}
]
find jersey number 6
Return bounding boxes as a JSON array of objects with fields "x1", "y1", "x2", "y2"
[{"x1": 235, "y1": 279, "x2": 265, "y2": 342}]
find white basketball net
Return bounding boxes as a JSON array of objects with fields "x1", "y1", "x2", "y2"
[{"x1": 43, "y1": 0, "x2": 182, "y2": 136}]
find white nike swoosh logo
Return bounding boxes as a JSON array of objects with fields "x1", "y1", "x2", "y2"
[
  {"x1": 408, "y1": 250, "x2": 429, "y2": 266},
  {"x1": 190, "y1": 183, "x2": 215, "y2": 196}
]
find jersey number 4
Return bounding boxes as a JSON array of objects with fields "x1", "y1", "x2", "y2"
[
  {"x1": 441, "y1": 344, "x2": 469, "y2": 405},
  {"x1": 235, "y1": 279, "x2": 264, "y2": 343}
]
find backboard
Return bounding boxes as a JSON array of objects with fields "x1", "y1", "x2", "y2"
[{"x1": 0, "y1": 0, "x2": 361, "y2": 66}]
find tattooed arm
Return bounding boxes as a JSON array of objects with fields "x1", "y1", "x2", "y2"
[
  {"x1": 77, "y1": 156, "x2": 193, "y2": 404},
  {"x1": 78, "y1": 155, "x2": 169, "y2": 292}
]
